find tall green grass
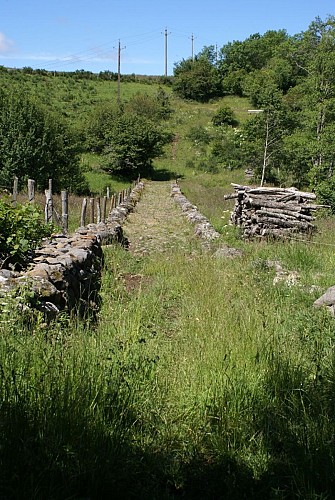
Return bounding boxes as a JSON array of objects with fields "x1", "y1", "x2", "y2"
[
  {"x1": 2, "y1": 71, "x2": 335, "y2": 498},
  {"x1": 1, "y1": 240, "x2": 335, "y2": 498}
]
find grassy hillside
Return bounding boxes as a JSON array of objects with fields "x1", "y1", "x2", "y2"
[{"x1": 0, "y1": 70, "x2": 253, "y2": 230}]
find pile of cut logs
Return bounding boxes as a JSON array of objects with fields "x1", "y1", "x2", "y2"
[{"x1": 225, "y1": 183, "x2": 326, "y2": 239}]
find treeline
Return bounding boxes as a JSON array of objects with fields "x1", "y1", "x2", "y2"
[
  {"x1": 173, "y1": 16, "x2": 335, "y2": 208},
  {"x1": 0, "y1": 65, "x2": 169, "y2": 84}
]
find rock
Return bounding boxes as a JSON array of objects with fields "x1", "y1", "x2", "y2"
[
  {"x1": 314, "y1": 286, "x2": 335, "y2": 315},
  {"x1": 0, "y1": 269, "x2": 17, "y2": 279},
  {"x1": 273, "y1": 270, "x2": 300, "y2": 287},
  {"x1": 214, "y1": 246, "x2": 244, "y2": 258}
]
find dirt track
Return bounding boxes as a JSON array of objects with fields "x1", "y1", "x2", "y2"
[{"x1": 123, "y1": 181, "x2": 199, "y2": 256}]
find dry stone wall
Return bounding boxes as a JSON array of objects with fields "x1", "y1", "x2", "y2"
[
  {"x1": 0, "y1": 182, "x2": 144, "y2": 316},
  {"x1": 171, "y1": 182, "x2": 220, "y2": 243}
]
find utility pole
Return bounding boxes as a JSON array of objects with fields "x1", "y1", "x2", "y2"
[
  {"x1": 116, "y1": 39, "x2": 125, "y2": 105},
  {"x1": 164, "y1": 28, "x2": 170, "y2": 78},
  {"x1": 191, "y1": 33, "x2": 195, "y2": 61},
  {"x1": 165, "y1": 28, "x2": 168, "y2": 78}
]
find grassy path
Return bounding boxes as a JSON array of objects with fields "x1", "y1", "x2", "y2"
[{"x1": 123, "y1": 180, "x2": 199, "y2": 256}]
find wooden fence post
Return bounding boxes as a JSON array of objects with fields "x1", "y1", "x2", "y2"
[
  {"x1": 81, "y1": 198, "x2": 87, "y2": 226},
  {"x1": 28, "y1": 179, "x2": 35, "y2": 203},
  {"x1": 102, "y1": 196, "x2": 107, "y2": 222},
  {"x1": 45, "y1": 179, "x2": 53, "y2": 223},
  {"x1": 61, "y1": 190, "x2": 68, "y2": 232},
  {"x1": 96, "y1": 197, "x2": 101, "y2": 223},
  {"x1": 89, "y1": 197, "x2": 95, "y2": 223},
  {"x1": 106, "y1": 187, "x2": 110, "y2": 199},
  {"x1": 12, "y1": 176, "x2": 18, "y2": 207},
  {"x1": 109, "y1": 194, "x2": 116, "y2": 212}
]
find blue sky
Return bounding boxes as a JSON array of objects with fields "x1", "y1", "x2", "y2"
[{"x1": 1, "y1": 0, "x2": 334, "y2": 75}]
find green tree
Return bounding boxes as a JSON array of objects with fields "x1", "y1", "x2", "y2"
[
  {"x1": 210, "y1": 127, "x2": 243, "y2": 170},
  {"x1": 86, "y1": 102, "x2": 122, "y2": 153},
  {"x1": 285, "y1": 17, "x2": 335, "y2": 195},
  {"x1": 236, "y1": 85, "x2": 296, "y2": 185},
  {"x1": 102, "y1": 114, "x2": 171, "y2": 176},
  {"x1": 173, "y1": 56, "x2": 222, "y2": 102},
  {"x1": 219, "y1": 30, "x2": 289, "y2": 74},
  {"x1": 124, "y1": 88, "x2": 172, "y2": 121},
  {"x1": 280, "y1": 131, "x2": 315, "y2": 188},
  {"x1": 0, "y1": 90, "x2": 88, "y2": 194},
  {"x1": 304, "y1": 17, "x2": 335, "y2": 187},
  {"x1": 219, "y1": 30, "x2": 294, "y2": 96}
]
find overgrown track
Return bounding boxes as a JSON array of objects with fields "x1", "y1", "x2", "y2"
[{"x1": 123, "y1": 180, "x2": 200, "y2": 255}]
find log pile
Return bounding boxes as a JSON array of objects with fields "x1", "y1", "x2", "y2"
[{"x1": 225, "y1": 184, "x2": 326, "y2": 239}]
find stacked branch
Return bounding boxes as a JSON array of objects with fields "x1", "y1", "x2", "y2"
[{"x1": 225, "y1": 184, "x2": 327, "y2": 239}]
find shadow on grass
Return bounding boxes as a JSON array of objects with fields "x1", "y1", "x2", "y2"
[
  {"x1": 254, "y1": 355, "x2": 335, "y2": 498},
  {"x1": 147, "y1": 167, "x2": 183, "y2": 182},
  {"x1": 0, "y1": 403, "x2": 257, "y2": 500},
  {"x1": 2, "y1": 355, "x2": 335, "y2": 499},
  {"x1": 110, "y1": 167, "x2": 183, "y2": 184}
]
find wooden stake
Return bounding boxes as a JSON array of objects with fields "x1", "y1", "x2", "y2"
[
  {"x1": 81, "y1": 198, "x2": 87, "y2": 227},
  {"x1": 61, "y1": 190, "x2": 68, "y2": 232},
  {"x1": 96, "y1": 197, "x2": 101, "y2": 223},
  {"x1": 102, "y1": 196, "x2": 107, "y2": 222},
  {"x1": 12, "y1": 176, "x2": 18, "y2": 207},
  {"x1": 28, "y1": 179, "x2": 35, "y2": 203},
  {"x1": 89, "y1": 198, "x2": 95, "y2": 223}
]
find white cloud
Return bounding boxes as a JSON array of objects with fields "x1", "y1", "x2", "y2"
[{"x1": 0, "y1": 32, "x2": 14, "y2": 54}]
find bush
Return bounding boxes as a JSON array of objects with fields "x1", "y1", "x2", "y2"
[
  {"x1": 102, "y1": 114, "x2": 172, "y2": 176},
  {"x1": 124, "y1": 88, "x2": 172, "y2": 121},
  {"x1": 173, "y1": 57, "x2": 222, "y2": 103},
  {"x1": 0, "y1": 199, "x2": 52, "y2": 267},
  {"x1": 212, "y1": 105, "x2": 238, "y2": 127},
  {"x1": 315, "y1": 177, "x2": 335, "y2": 212},
  {"x1": 85, "y1": 103, "x2": 122, "y2": 154},
  {"x1": 186, "y1": 125, "x2": 212, "y2": 145}
]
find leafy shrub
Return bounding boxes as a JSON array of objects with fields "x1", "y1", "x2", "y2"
[
  {"x1": 125, "y1": 88, "x2": 172, "y2": 121},
  {"x1": 102, "y1": 113, "x2": 172, "y2": 176},
  {"x1": 186, "y1": 125, "x2": 212, "y2": 145},
  {"x1": 197, "y1": 158, "x2": 219, "y2": 173},
  {"x1": 185, "y1": 159, "x2": 196, "y2": 169},
  {"x1": 173, "y1": 57, "x2": 222, "y2": 102},
  {"x1": 0, "y1": 199, "x2": 52, "y2": 267},
  {"x1": 314, "y1": 177, "x2": 335, "y2": 212},
  {"x1": 85, "y1": 102, "x2": 122, "y2": 153},
  {"x1": 212, "y1": 105, "x2": 238, "y2": 127}
]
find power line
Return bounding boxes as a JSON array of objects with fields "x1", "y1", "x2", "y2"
[{"x1": 39, "y1": 30, "x2": 162, "y2": 72}]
